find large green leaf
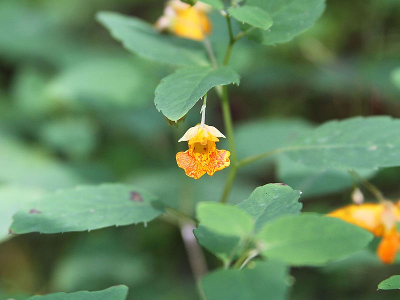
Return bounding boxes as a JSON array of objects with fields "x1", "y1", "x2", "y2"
[
  {"x1": 277, "y1": 155, "x2": 376, "y2": 198},
  {"x1": 233, "y1": 118, "x2": 313, "y2": 160},
  {"x1": 0, "y1": 186, "x2": 44, "y2": 243},
  {"x1": 97, "y1": 12, "x2": 208, "y2": 66},
  {"x1": 196, "y1": 202, "x2": 254, "y2": 238},
  {"x1": 285, "y1": 116, "x2": 400, "y2": 169},
  {"x1": 202, "y1": 260, "x2": 289, "y2": 300},
  {"x1": 228, "y1": 5, "x2": 273, "y2": 30},
  {"x1": 378, "y1": 275, "x2": 400, "y2": 290},
  {"x1": 200, "y1": 0, "x2": 224, "y2": 10},
  {"x1": 154, "y1": 66, "x2": 240, "y2": 121},
  {"x1": 256, "y1": 214, "x2": 373, "y2": 266},
  {"x1": 246, "y1": 0, "x2": 326, "y2": 45},
  {"x1": 10, "y1": 184, "x2": 163, "y2": 234},
  {"x1": 237, "y1": 183, "x2": 302, "y2": 232},
  {"x1": 26, "y1": 286, "x2": 128, "y2": 300}
]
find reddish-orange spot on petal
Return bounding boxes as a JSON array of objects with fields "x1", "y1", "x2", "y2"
[{"x1": 176, "y1": 151, "x2": 206, "y2": 179}]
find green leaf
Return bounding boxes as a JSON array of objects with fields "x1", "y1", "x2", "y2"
[
  {"x1": 194, "y1": 225, "x2": 241, "y2": 264},
  {"x1": 277, "y1": 155, "x2": 377, "y2": 198},
  {"x1": 202, "y1": 260, "x2": 289, "y2": 300},
  {"x1": 233, "y1": 118, "x2": 313, "y2": 160},
  {"x1": 10, "y1": 184, "x2": 164, "y2": 234},
  {"x1": 154, "y1": 66, "x2": 240, "y2": 121},
  {"x1": 26, "y1": 286, "x2": 128, "y2": 300},
  {"x1": 285, "y1": 116, "x2": 400, "y2": 169},
  {"x1": 0, "y1": 186, "x2": 44, "y2": 243},
  {"x1": 256, "y1": 214, "x2": 373, "y2": 266},
  {"x1": 97, "y1": 12, "x2": 208, "y2": 66},
  {"x1": 237, "y1": 183, "x2": 302, "y2": 232},
  {"x1": 228, "y1": 5, "x2": 273, "y2": 30},
  {"x1": 392, "y1": 67, "x2": 400, "y2": 90},
  {"x1": 246, "y1": 0, "x2": 326, "y2": 44},
  {"x1": 378, "y1": 275, "x2": 400, "y2": 290},
  {"x1": 196, "y1": 202, "x2": 254, "y2": 238},
  {"x1": 200, "y1": 0, "x2": 224, "y2": 10}
]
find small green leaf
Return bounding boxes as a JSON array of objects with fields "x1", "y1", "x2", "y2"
[
  {"x1": 256, "y1": 214, "x2": 373, "y2": 266},
  {"x1": 202, "y1": 260, "x2": 289, "y2": 300},
  {"x1": 154, "y1": 66, "x2": 240, "y2": 121},
  {"x1": 196, "y1": 202, "x2": 254, "y2": 238},
  {"x1": 26, "y1": 286, "x2": 128, "y2": 300},
  {"x1": 200, "y1": 0, "x2": 224, "y2": 10},
  {"x1": 378, "y1": 275, "x2": 400, "y2": 290},
  {"x1": 285, "y1": 116, "x2": 400, "y2": 169},
  {"x1": 11, "y1": 184, "x2": 164, "y2": 234},
  {"x1": 246, "y1": 0, "x2": 326, "y2": 44},
  {"x1": 237, "y1": 183, "x2": 302, "y2": 232},
  {"x1": 228, "y1": 5, "x2": 273, "y2": 30},
  {"x1": 97, "y1": 12, "x2": 208, "y2": 66},
  {"x1": 194, "y1": 225, "x2": 241, "y2": 264}
]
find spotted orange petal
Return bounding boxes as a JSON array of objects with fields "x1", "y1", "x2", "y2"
[
  {"x1": 176, "y1": 150, "x2": 206, "y2": 179},
  {"x1": 206, "y1": 149, "x2": 230, "y2": 176}
]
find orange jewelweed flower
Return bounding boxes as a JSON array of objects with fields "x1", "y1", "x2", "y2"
[
  {"x1": 176, "y1": 124, "x2": 230, "y2": 179},
  {"x1": 328, "y1": 200, "x2": 400, "y2": 264},
  {"x1": 155, "y1": 0, "x2": 212, "y2": 41}
]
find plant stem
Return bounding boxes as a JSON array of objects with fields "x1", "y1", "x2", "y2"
[
  {"x1": 220, "y1": 85, "x2": 238, "y2": 203},
  {"x1": 166, "y1": 207, "x2": 198, "y2": 226},
  {"x1": 219, "y1": 14, "x2": 240, "y2": 203},
  {"x1": 234, "y1": 27, "x2": 257, "y2": 42},
  {"x1": 180, "y1": 222, "x2": 208, "y2": 299},
  {"x1": 222, "y1": 15, "x2": 235, "y2": 66},
  {"x1": 203, "y1": 37, "x2": 218, "y2": 69},
  {"x1": 237, "y1": 148, "x2": 285, "y2": 168},
  {"x1": 348, "y1": 170, "x2": 385, "y2": 202}
]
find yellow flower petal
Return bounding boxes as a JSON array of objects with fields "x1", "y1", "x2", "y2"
[{"x1": 155, "y1": 0, "x2": 212, "y2": 41}]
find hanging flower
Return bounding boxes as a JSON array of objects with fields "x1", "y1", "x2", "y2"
[
  {"x1": 155, "y1": 0, "x2": 212, "y2": 41},
  {"x1": 176, "y1": 124, "x2": 230, "y2": 179},
  {"x1": 328, "y1": 200, "x2": 400, "y2": 264}
]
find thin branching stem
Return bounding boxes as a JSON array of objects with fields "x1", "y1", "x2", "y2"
[{"x1": 348, "y1": 169, "x2": 385, "y2": 202}]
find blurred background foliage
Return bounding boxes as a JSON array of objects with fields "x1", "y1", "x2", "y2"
[{"x1": 1, "y1": 0, "x2": 400, "y2": 299}]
